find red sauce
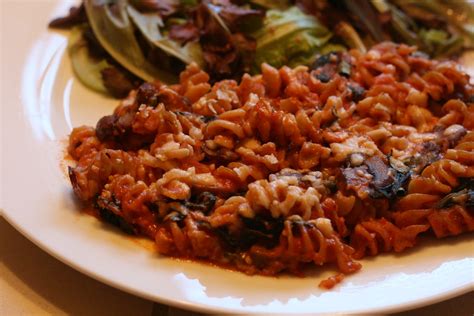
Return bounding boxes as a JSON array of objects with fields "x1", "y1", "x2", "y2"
[{"x1": 318, "y1": 273, "x2": 345, "y2": 289}]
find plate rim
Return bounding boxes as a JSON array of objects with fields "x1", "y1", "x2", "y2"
[{"x1": 2, "y1": 210, "x2": 473, "y2": 315}]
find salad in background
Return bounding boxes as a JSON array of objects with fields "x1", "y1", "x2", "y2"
[{"x1": 49, "y1": 0, "x2": 474, "y2": 97}]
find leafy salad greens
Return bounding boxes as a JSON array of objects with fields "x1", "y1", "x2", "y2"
[{"x1": 49, "y1": 0, "x2": 474, "y2": 97}]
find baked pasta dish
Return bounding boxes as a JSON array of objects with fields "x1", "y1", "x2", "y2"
[{"x1": 67, "y1": 42, "x2": 474, "y2": 286}]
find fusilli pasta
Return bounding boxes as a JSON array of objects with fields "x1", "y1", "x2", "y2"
[{"x1": 67, "y1": 42, "x2": 474, "y2": 285}]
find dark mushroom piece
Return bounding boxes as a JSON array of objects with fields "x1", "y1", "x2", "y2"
[
  {"x1": 184, "y1": 191, "x2": 217, "y2": 214},
  {"x1": 437, "y1": 179, "x2": 474, "y2": 208},
  {"x1": 364, "y1": 156, "x2": 411, "y2": 200},
  {"x1": 95, "y1": 195, "x2": 137, "y2": 235}
]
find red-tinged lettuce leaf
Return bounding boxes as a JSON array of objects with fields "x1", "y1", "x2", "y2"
[
  {"x1": 126, "y1": 4, "x2": 204, "y2": 67},
  {"x1": 230, "y1": 33, "x2": 257, "y2": 73},
  {"x1": 129, "y1": 0, "x2": 179, "y2": 17},
  {"x1": 101, "y1": 67, "x2": 140, "y2": 98},
  {"x1": 49, "y1": 3, "x2": 87, "y2": 29},
  {"x1": 217, "y1": 0, "x2": 264, "y2": 33},
  {"x1": 194, "y1": 1, "x2": 258, "y2": 79},
  {"x1": 295, "y1": 0, "x2": 329, "y2": 16},
  {"x1": 168, "y1": 22, "x2": 200, "y2": 44}
]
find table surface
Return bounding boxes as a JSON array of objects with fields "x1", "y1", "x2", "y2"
[{"x1": 1, "y1": 216, "x2": 472, "y2": 316}]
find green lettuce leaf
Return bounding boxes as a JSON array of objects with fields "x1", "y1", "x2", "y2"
[
  {"x1": 252, "y1": 7, "x2": 332, "y2": 71},
  {"x1": 68, "y1": 25, "x2": 110, "y2": 94},
  {"x1": 84, "y1": 0, "x2": 177, "y2": 83},
  {"x1": 419, "y1": 29, "x2": 464, "y2": 57},
  {"x1": 127, "y1": 5, "x2": 204, "y2": 67}
]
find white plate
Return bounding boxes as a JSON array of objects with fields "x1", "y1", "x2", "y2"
[{"x1": 2, "y1": 1, "x2": 473, "y2": 314}]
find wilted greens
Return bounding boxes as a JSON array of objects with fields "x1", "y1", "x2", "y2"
[{"x1": 49, "y1": 0, "x2": 474, "y2": 97}]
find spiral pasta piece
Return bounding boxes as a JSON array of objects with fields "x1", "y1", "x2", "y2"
[
  {"x1": 392, "y1": 206, "x2": 474, "y2": 239},
  {"x1": 249, "y1": 216, "x2": 362, "y2": 275},
  {"x1": 350, "y1": 218, "x2": 430, "y2": 259},
  {"x1": 69, "y1": 149, "x2": 156, "y2": 200}
]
